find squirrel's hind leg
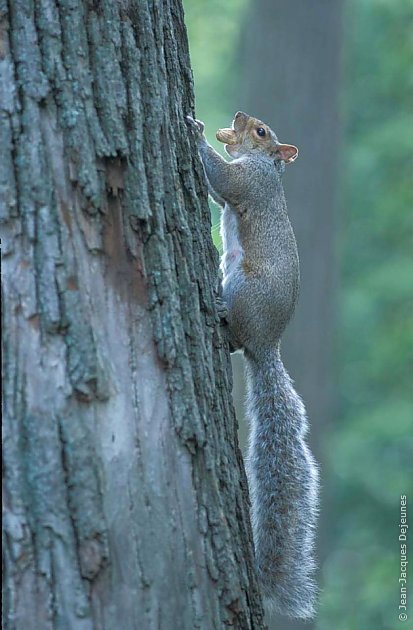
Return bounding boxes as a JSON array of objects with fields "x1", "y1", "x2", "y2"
[{"x1": 215, "y1": 296, "x2": 242, "y2": 353}]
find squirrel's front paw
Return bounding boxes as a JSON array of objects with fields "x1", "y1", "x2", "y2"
[{"x1": 186, "y1": 115, "x2": 205, "y2": 141}]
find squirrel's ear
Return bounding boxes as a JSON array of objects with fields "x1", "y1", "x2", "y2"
[
  {"x1": 233, "y1": 111, "x2": 249, "y2": 132},
  {"x1": 274, "y1": 144, "x2": 299, "y2": 164}
]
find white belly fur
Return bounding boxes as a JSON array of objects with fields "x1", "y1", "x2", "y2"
[{"x1": 220, "y1": 205, "x2": 244, "y2": 283}]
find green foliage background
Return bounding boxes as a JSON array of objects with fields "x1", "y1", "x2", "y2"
[
  {"x1": 320, "y1": 2, "x2": 413, "y2": 628},
  {"x1": 184, "y1": 0, "x2": 413, "y2": 627}
]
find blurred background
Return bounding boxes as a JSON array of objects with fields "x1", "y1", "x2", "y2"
[{"x1": 184, "y1": 0, "x2": 413, "y2": 628}]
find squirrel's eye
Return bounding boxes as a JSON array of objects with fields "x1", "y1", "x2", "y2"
[{"x1": 257, "y1": 127, "x2": 266, "y2": 137}]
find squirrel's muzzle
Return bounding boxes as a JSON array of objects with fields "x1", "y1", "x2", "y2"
[{"x1": 216, "y1": 128, "x2": 237, "y2": 144}]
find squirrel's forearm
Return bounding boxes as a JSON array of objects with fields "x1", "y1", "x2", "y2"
[
  {"x1": 205, "y1": 175, "x2": 226, "y2": 207},
  {"x1": 198, "y1": 142, "x2": 240, "y2": 206}
]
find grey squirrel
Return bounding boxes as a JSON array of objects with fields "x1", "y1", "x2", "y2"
[{"x1": 186, "y1": 112, "x2": 319, "y2": 619}]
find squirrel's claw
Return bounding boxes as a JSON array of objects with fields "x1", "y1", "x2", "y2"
[
  {"x1": 186, "y1": 115, "x2": 205, "y2": 137},
  {"x1": 215, "y1": 296, "x2": 229, "y2": 322}
]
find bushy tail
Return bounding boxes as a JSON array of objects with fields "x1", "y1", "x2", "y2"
[{"x1": 245, "y1": 346, "x2": 319, "y2": 619}]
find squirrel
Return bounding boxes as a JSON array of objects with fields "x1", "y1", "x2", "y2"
[{"x1": 186, "y1": 111, "x2": 319, "y2": 620}]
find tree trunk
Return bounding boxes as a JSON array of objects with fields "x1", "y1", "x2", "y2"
[
  {"x1": 238, "y1": 0, "x2": 344, "y2": 628},
  {"x1": 1, "y1": 1, "x2": 264, "y2": 628}
]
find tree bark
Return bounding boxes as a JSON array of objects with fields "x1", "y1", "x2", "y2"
[
  {"x1": 1, "y1": 1, "x2": 264, "y2": 628},
  {"x1": 238, "y1": 0, "x2": 344, "y2": 628}
]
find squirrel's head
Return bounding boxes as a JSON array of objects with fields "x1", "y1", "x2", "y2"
[{"x1": 216, "y1": 112, "x2": 298, "y2": 166}]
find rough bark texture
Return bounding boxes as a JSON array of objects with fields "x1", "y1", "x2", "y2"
[
  {"x1": 237, "y1": 0, "x2": 344, "y2": 628},
  {"x1": 1, "y1": 1, "x2": 265, "y2": 628}
]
